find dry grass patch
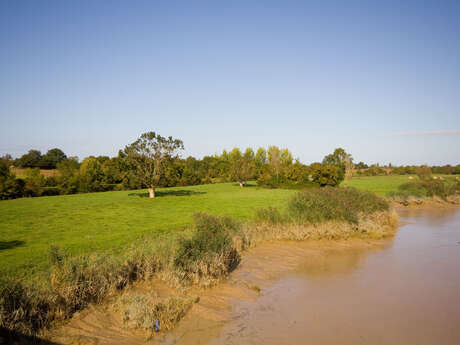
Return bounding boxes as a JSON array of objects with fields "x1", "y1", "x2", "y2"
[{"x1": 116, "y1": 292, "x2": 197, "y2": 333}]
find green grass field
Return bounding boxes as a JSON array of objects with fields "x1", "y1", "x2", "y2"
[
  {"x1": 0, "y1": 183, "x2": 295, "y2": 279},
  {"x1": 342, "y1": 175, "x2": 419, "y2": 196}
]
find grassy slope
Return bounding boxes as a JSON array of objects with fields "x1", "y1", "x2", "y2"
[{"x1": 0, "y1": 183, "x2": 295, "y2": 279}]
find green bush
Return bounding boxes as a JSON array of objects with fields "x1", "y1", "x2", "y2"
[
  {"x1": 310, "y1": 164, "x2": 342, "y2": 187},
  {"x1": 174, "y1": 213, "x2": 240, "y2": 279},
  {"x1": 415, "y1": 165, "x2": 432, "y2": 180},
  {"x1": 287, "y1": 187, "x2": 388, "y2": 224},
  {"x1": 0, "y1": 176, "x2": 25, "y2": 200},
  {"x1": 397, "y1": 182, "x2": 427, "y2": 197}
]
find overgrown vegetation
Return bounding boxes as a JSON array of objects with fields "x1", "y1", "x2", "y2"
[
  {"x1": 253, "y1": 187, "x2": 395, "y2": 241},
  {"x1": 0, "y1": 186, "x2": 397, "y2": 338},
  {"x1": 174, "y1": 213, "x2": 241, "y2": 285},
  {"x1": 286, "y1": 187, "x2": 389, "y2": 225},
  {"x1": 387, "y1": 177, "x2": 460, "y2": 204},
  {"x1": 117, "y1": 293, "x2": 197, "y2": 333}
]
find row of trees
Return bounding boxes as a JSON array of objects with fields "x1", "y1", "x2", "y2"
[
  {"x1": 355, "y1": 164, "x2": 460, "y2": 176},
  {"x1": 1, "y1": 132, "x2": 351, "y2": 200},
  {"x1": 3, "y1": 132, "x2": 458, "y2": 201},
  {"x1": 5, "y1": 148, "x2": 68, "y2": 169}
]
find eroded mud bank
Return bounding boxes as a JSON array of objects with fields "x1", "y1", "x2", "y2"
[{"x1": 48, "y1": 239, "x2": 392, "y2": 345}]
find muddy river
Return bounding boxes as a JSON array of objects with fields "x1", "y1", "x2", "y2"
[
  {"x1": 155, "y1": 207, "x2": 460, "y2": 345},
  {"x1": 50, "y1": 206, "x2": 460, "y2": 345}
]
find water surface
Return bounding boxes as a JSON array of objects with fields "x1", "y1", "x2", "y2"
[{"x1": 160, "y1": 207, "x2": 460, "y2": 345}]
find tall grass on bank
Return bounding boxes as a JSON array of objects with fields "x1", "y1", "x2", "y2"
[
  {"x1": 173, "y1": 213, "x2": 241, "y2": 286},
  {"x1": 387, "y1": 178, "x2": 460, "y2": 204},
  {"x1": 253, "y1": 187, "x2": 396, "y2": 241},
  {"x1": 287, "y1": 187, "x2": 389, "y2": 224},
  {"x1": 0, "y1": 187, "x2": 397, "y2": 338}
]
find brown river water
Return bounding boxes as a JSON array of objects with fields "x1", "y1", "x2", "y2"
[{"x1": 50, "y1": 206, "x2": 460, "y2": 345}]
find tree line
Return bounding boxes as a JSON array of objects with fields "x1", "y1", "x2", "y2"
[
  {"x1": 354, "y1": 163, "x2": 460, "y2": 176},
  {"x1": 2, "y1": 131, "x2": 458, "y2": 200},
  {"x1": 0, "y1": 132, "x2": 354, "y2": 200}
]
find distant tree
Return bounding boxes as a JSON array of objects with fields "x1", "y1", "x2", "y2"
[
  {"x1": 229, "y1": 148, "x2": 253, "y2": 187},
  {"x1": 123, "y1": 132, "x2": 184, "y2": 198},
  {"x1": 101, "y1": 158, "x2": 123, "y2": 185},
  {"x1": 0, "y1": 159, "x2": 9, "y2": 179},
  {"x1": 280, "y1": 148, "x2": 293, "y2": 166},
  {"x1": 255, "y1": 148, "x2": 267, "y2": 168},
  {"x1": 0, "y1": 175, "x2": 25, "y2": 200},
  {"x1": 243, "y1": 147, "x2": 255, "y2": 180},
  {"x1": 39, "y1": 148, "x2": 67, "y2": 169},
  {"x1": 0, "y1": 154, "x2": 13, "y2": 168},
  {"x1": 79, "y1": 157, "x2": 104, "y2": 192},
  {"x1": 243, "y1": 147, "x2": 255, "y2": 163},
  {"x1": 310, "y1": 163, "x2": 342, "y2": 187},
  {"x1": 23, "y1": 168, "x2": 46, "y2": 196},
  {"x1": 355, "y1": 161, "x2": 368, "y2": 170},
  {"x1": 57, "y1": 157, "x2": 80, "y2": 194},
  {"x1": 15, "y1": 149, "x2": 42, "y2": 168},
  {"x1": 180, "y1": 156, "x2": 202, "y2": 186},
  {"x1": 322, "y1": 148, "x2": 353, "y2": 181},
  {"x1": 285, "y1": 159, "x2": 310, "y2": 184},
  {"x1": 267, "y1": 146, "x2": 281, "y2": 182}
]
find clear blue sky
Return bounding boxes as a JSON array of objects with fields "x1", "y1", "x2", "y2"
[{"x1": 1, "y1": 0, "x2": 459, "y2": 165}]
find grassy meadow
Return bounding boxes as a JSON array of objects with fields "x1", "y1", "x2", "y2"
[
  {"x1": 0, "y1": 182, "x2": 295, "y2": 279},
  {"x1": 342, "y1": 175, "x2": 419, "y2": 196}
]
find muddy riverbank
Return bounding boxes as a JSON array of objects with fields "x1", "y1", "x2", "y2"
[{"x1": 47, "y1": 205, "x2": 460, "y2": 345}]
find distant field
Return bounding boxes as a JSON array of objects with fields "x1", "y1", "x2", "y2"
[
  {"x1": 342, "y1": 174, "x2": 454, "y2": 196},
  {"x1": 342, "y1": 175, "x2": 419, "y2": 196},
  {"x1": 0, "y1": 183, "x2": 295, "y2": 279},
  {"x1": 10, "y1": 167, "x2": 59, "y2": 178}
]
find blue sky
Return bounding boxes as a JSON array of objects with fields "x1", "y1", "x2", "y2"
[{"x1": 1, "y1": 0, "x2": 459, "y2": 165}]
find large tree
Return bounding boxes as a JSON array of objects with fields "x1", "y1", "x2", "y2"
[
  {"x1": 15, "y1": 149, "x2": 42, "y2": 168},
  {"x1": 39, "y1": 148, "x2": 67, "y2": 169},
  {"x1": 124, "y1": 132, "x2": 184, "y2": 198},
  {"x1": 322, "y1": 148, "x2": 353, "y2": 181},
  {"x1": 229, "y1": 148, "x2": 253, "y2": 187},
  {"x1": 267, "y1": 146, "x2": 281, "y2": 182}
]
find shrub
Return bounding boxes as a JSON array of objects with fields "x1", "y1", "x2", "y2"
[
  {"x1": 0, "y1": 176, "x2": 25, "y2": 200},
  {"x1": 287, "y1": 187, "x2": 388, "y2": 224},
  {"x1": 419, "y1": 180, "x2": 446, "y2": 198},
  {"x1": 174, "y1": 213, "x2": 241, "y2": 284},
  {"x1": 397, "y1": 182, "x2": 427, "y2": 197},
  {"x1": 387, "y1": 180, "x2": 459, "y2": 201},
  {"x1": 415, "y1": 165, "x2": 432, "y2": 180},
  {"x1": 310, "y1": 164, "x2": 342, "y2": 187}
]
